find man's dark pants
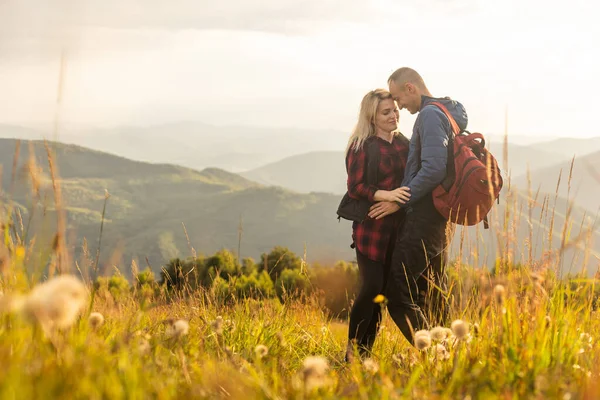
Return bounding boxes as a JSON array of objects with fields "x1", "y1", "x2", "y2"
[{"x1": 385, "y1": 193, "x2": 448, "y2": 344}]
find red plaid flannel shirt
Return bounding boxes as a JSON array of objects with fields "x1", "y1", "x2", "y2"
[{"x1": 346, "y1": 134, "x2": 409, "y2": 263}]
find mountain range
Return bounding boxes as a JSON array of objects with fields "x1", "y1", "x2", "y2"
[
  {"x1": 0, "y1": 123, "x2": 350, "y2": 173},
  {"x1": 1, "y1": 137, "x2": 598, "y2": 278},
  {"x1": 242, "y1": 139, "x2": 600, "y2": 207}
]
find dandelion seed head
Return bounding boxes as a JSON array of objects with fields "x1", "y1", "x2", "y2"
[
  {"x1": 451, "y1": 319, "x2": 469, "y2": 339},
  {"x1": 23, "y1": 275, "x2": 88, "y2": 330},
  {"x1": 415, "y1": 329, "x2": 430, "y2": 338},
  {"x1": 435, "y1": 344, "x2": 450, "y2": 360},
  {"x1": 414, "y1": 330, "x2": 431, "y2": 350},
  {"x1": 430, "y1": 326, "x2": 447, "y2": 341},
  {"x1": 254, "y1": 344, "x2": 268, "y2": 359},
  {"x1": 302, "y1": 356, "x2": 329, "y2": 390},
  {"x1": 137, "y1": 338, "x2": 151, "y2": 355},
  {"x1": 362, "y1": 358, "x2": 379, "y2": 374},
  {"x1": 88, "y1": 312, "x2": 104, "y2": 329},
  {"x1": 166, "y1": 319, "x2": 189, "y2": 339},
  {"x1": 211, "y1": 316, "x2": 224, "y2": 334},
  {"x1": 493, "y1": 284, "x2": 506, "y2": 303}
]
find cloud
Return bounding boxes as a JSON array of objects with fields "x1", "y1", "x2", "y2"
[
  {"x1": 0, "y1": 0, "x2": 487, "y2": 63},
  {"x1": 0, "y1": 0, "x2": 379, "y2": 34},
  {"x1": 0, "y1": 0, "x2": 383, "y2": 62}
]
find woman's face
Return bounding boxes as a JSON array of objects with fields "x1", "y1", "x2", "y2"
[{"x1": 374, "y1": 98, "x2": 399, "y2": 134}]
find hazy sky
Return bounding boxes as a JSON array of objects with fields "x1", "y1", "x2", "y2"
[{"x1": 0, "y1": 0, "x2": 598, "y2": 140}]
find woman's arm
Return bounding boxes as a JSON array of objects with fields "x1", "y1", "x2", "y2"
[
  {"x1": 346, "y1": 146, "x2": 411, "y2": 203},
  {"x1": 346, "y1": 146, "x2": 378, "y2": 201}
]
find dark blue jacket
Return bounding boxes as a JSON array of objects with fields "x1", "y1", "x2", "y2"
[{"x1": 401, "y1": 95, "x2": 468, "y2": 206}]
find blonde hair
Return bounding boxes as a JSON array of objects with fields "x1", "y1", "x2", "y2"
[
  {"x1": 387, "y1": 67, "x2": 427, "y2": 91},
  {"x1": 346, "y1": 89, "x2": 395, "y2": 153}
]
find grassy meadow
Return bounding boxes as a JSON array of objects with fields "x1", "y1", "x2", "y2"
[{"x1": 1, "y1": 140, "x2": 600, "y2": 399}]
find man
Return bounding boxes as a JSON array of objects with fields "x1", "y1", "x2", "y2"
[{"x1": 380, "y1": 67, "x2": 467, "y2": 343}]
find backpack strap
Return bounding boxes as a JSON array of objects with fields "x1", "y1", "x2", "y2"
[
  {"x1": 429, "y1": 102, "x2": 460, "y2": 136},
  {"x1": 427, "y1": 102, "x2": 458, "y2": 191}
]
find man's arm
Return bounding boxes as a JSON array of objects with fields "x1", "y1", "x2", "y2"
[{"x1": 404, "y1": 108, "x2": 450, "y2": 205}]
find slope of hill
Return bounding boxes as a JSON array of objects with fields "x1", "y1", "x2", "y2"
[
  {"x1": 242, "y1": 151, "x2": 347, "y2": 194},
  {"x1": 513, "y1": 150, "x2": 600, "y2": 213},
  {"x1": 485, "y1": 142, "x2": 567, "y2": 178},
  {"x1": 1, "y1": 138, "x2": 597, "y2": 277},
  {"x1": 0, "y1": 138, "x2": 350, "y2": 272},
  {"x1": 0, "y1": 123, "x2": 349, "y2": 173},
  {"x1": 242, "y1": 143, "x2": 570, "y2": 195},
  {"x1": 535, "y1": 137, "x2": 600, "y2": 159}
]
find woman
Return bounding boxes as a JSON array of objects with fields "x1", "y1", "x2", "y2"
[{"x1": 345, "y1": 89, "x2": 410, "y2": 361}]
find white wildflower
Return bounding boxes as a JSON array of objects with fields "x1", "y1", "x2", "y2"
[
  {"x1": 362, "y1": 358, "x2": 379, "y2": 374},
  {"x1": 493, "y1": 284, "x2": 506, "y2": 304},
  {"x1": 22, "y1": 275, "x2": 87, "y2": 330},
  {"x1": 211, "y1": 316, "x2": 224, "y2": 334},
  {"x1": 414, "y1": 330, "x2": 431, "y2": 350},
  {"x1": 435, "y1": 344, "x2": 450, "y2": 360},
  {"x1": 254, "y1": 344, "x2": 268, "y2": 359},
  {"x1": 166, "y1": 319, "x2": 189, "y2": 339},
  {"x1": 302, "y1": 356, "x2": 330, "y2": 390},
  {"x1": 88, "y1": 312, "x2": 104, "y2": 329},
  {"x1": 430, "y1": 326, "x2": 448, "y2": 341},
  {"x1": 137, "y1": 338, "x2": 151, "y2": 355},
  {"x1": 451, "y1": 320, "x2": 469, "y2": 339}
]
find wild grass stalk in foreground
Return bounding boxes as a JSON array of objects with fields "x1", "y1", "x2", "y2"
[{"x1": 2, "y1": 260, "x2": 600, "y2": 399}]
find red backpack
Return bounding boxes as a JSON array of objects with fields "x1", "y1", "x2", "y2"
[{"x1": 429, "y1": 102, "x2": 503, "y2": 228}]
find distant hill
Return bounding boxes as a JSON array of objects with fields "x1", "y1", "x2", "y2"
[
  {"x1": 1, "y1": 138, "x2": 597, "y2": 277},
  {"x1": 242, "y1": 151, "x2": 347, "y2": 194},
  {"x1": 0, "y1": 138, "x2": 351, "y2": 272},
  {"x1": 0, "y1": 123, "x2": 349, "y2": 173},
  {"x1": 242, "y1": 143, "x2": 572, "y2": 196},
  {"x1": 486, "y1": 142, "x2": 567, "y2": 178},
  {"x1": 534, "y1": 137, "x2": 600, "y2": 159},
  {"x1": 513, "y1": 150, "x2": 600, "y2": 213}
]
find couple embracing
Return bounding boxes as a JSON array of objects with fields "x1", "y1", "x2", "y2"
[{"x1": 342, "y1": 67, "x2": 469, "y2": 361}]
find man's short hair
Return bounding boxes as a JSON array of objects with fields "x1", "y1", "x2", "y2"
[{"x1": 387, "y1": 67, "x2": 427, "y2": 90}]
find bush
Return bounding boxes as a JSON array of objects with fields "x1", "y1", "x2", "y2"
[
  {"x1": 108, "y1": 275, "x2": 130, "y2": 301},
  {"x1": 136, "y1": 268, "x2": 156, "y2": 288},
  {"x1": 275, "y1": 269, "x2": 310, "y2": 299},
  {"x1": 235, "y1": 270, "x2": 275, "y2": 299},
  {"x1": 205, "y1": 249, "x2": 241, "y2": 281},
  {"x1": 258, "y1": 246, "x2": 302, "y2": 282},
  {"x1": 160, "y1": 257, "x2": 205, "y2": 289}
]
